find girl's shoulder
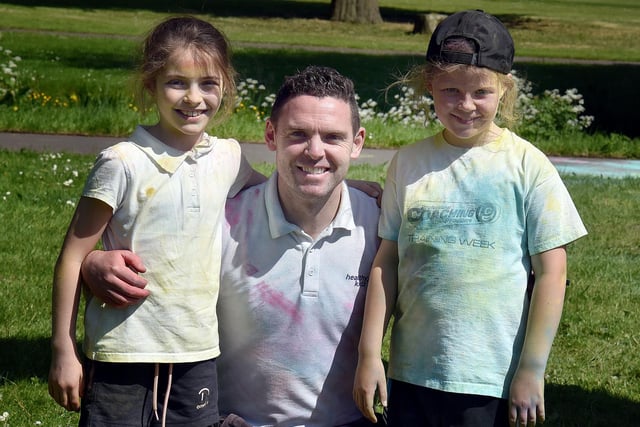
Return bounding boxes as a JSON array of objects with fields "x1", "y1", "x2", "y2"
[{"x1": 396, "y1": 133, "x2": 441, "y2": 157}]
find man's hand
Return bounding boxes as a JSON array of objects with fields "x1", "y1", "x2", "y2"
[{"x1": 81, "y1": 250, "x2": 149, "y2": 307}]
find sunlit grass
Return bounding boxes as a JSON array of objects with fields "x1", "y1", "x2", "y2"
[{"x1": 1, "y1": 149, "x2": 639, "y2": 425}]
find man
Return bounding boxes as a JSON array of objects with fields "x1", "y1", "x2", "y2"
[{"x1": 82, "y1": 66, "x2": 382, "y2": 426}]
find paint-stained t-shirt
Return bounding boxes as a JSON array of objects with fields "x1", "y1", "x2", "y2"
[
  {"x1": 83, "y1": 126, "x2": 252, "y2": 363},
  {"x1": 379, "y1": 129, "x2": 587, "y2": 398}
]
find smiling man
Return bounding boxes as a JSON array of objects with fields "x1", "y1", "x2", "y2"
[
  {"x1": 216, "y1": 65, "x2": 380, "y2": 426},
  {"x1": 82, "y1": 66, "x2": 382, "y2": 426}
]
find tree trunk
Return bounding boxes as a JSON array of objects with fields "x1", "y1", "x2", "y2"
[
  {"x1": 412, "y1": 13, "x2": 447, "y2": 35},
  {"x1": 331, "y1": 0, "x2": 383, "y2": 24}
]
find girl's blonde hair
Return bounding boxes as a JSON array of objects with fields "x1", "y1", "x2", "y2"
[
  {"x1": 133, "y1": 16, "x2": 237, "y2": 123},
  {"x1": 400, "y1": 36, "x2": 519, "y2": 127}
]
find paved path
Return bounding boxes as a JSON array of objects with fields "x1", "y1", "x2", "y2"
[{"x1": 1, "y1": 132, "x2": 639, "y2": 178}]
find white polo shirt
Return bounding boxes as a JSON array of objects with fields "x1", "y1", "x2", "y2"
[
  {"x1": 218, "y1": 173, "x2": 380, "y2": 426},
  {"x1": 83, "y1": 125, "x2": 253, "y2": 363}
]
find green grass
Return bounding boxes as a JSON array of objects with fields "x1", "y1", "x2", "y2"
[
  {"x1": 0, "y1": 3, "x2": 640, "y2": 422},
  {"x1": 1, "y1": 0, "x2": 640, "y2": 61},
  {"x1": 0, "y1": 0, "x2": 640, "y2": 145},
  {"x1": 1, "y1": 149, "x2": 639, "y2": 426}
]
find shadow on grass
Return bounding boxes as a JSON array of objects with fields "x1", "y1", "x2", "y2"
[
  {"x1": 545, "y1": 383, "x2": 640, "y2": 426},
  {"x1": 0, "y1": 337, "x2": 52, "y2": 382}
]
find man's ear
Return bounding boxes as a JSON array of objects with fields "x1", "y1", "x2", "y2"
[
  {"x1": 264, "y1": 118, "x2": 277, "y2": 152},
  {"x1": 350, "y1": 127, "x2": 366, "y2": 159}
]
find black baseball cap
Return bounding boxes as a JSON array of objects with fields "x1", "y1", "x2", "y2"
[{"x1": 425, "y1": 10, "x2": 514, "y2": 74}]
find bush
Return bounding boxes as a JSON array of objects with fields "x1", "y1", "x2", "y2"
[
  {"x1": 0, "y1": 46, "x2": 34, "y2": 105},
  {"x1": 513, "y1": 72, "x2": 594, "y2": 142}
]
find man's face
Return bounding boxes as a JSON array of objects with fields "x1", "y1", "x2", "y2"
[{"x1": 265, "y1": 95, "x2": 365, "y2": 204}]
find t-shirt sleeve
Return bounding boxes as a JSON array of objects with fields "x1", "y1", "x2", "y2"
[
  {"x1": 378, "y1": 153, "x2": 402, "y2": 242},
  {"x1": 82, "y1": 147, "x2": 128, "y2": 212},
  {"x1": 526, "y1": 170, "x2": 587, "y2": 255}
]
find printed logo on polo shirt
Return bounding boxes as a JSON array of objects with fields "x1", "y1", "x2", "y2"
[{"x1": 346, "y1": 273, "x2": 369, "y2": 287}]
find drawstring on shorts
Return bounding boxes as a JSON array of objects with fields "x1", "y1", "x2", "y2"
[{"x1": 152, "y1": 363, "x2": 174, "y2": 427}]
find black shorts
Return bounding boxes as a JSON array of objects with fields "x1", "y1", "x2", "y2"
[
  {"x1": 387, "y1": 379, "x2": 509, "y2": 427},
  {"x1": 79, "y1": 358, "x2": 219, "y2": 427}
]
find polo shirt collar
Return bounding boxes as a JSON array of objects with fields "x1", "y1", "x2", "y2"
[
  {"x1": 264, "y1": 172, "x2": 357, "y2": 239},
  {"x1": 130, "y1": 126, "x2": 216, "y2": 174}
]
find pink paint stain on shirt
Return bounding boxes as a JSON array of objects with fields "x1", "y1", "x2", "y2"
[
  {"x1": 225, "y1": 202, "x2": 241, "y2": 227},
  {"x1": 256, "y1": 281, "x2": 302, "y2": 323},
  {"x1": 225, "y1": 188, "x2": 259, "y2": 227},
  {"x1": 225, "y1": 203, "x2": 253, "y2": 228}
]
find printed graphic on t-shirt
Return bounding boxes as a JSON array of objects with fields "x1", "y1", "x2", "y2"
[{"x1": 405, "y1": 200, "x2": 500, "y2": 250}]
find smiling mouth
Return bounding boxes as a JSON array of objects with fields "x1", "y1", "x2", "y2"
[
  {"x1": 300, "y1": 166, "x2": 327, "y2": 175},
  {"x1": 454, "y1": 114, "x2": 474, "y2": 123},
  {"x1": 177, "y1": 110, "x2": 206, "y2": 118}
]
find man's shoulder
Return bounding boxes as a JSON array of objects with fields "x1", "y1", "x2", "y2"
[{"x1": 346, "y1": 185, "x2": 381, "y2": 225}]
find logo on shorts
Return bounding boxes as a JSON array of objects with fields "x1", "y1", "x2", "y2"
[{"x1": 196, "y1": 388, "x2": 210, "y2": 410}]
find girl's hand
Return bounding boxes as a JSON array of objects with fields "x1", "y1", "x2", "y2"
[
  {"x1": 353, "y1": 355, "x2": 387, "y2": 423},
  {"x1": 48, "y1": 351, "x2": 83, "y2": 411},
  {"x1": 508, "y1": 366, "x2": 545, "y2": 426},
  {"x1": 346, "y1": 179, "x2": 383, "y2": 207}
]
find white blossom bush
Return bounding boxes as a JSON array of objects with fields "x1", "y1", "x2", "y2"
[
  {"x1": 235, "y1": 78, "x2": 275, "y2": 122},
  {"x1": 0, "y1": 46, "x2": 33, "y2": 104},
  {"x1": 512, "y1": 71, "x2": 594, "y2": 140},
  {"x1": 358, "y1": 85, "x2": 437, "y2": 128}
]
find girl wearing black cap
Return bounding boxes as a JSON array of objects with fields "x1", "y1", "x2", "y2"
[{"x1": 354, "y1": 10, "x2": 587, "y2": 427}]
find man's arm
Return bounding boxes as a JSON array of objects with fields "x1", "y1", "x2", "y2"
[
  {"x1": 509, "y1": 246, "x2": 567, "y2": 427},
  {"x1": 81, "y1": 250, "x2": 149, "y2": 307}
]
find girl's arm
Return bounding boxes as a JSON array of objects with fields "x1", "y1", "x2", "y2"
[
  {"x1": 48, "y1": 197, "x2": 112, "y2": 411},
  {"x1": 353, "y1": 239, "x2": 398, "y2": 422},
  {"x1": 243, "y1": 168, "x2": 268, "y2": 189},
  {"x1": 346, "y1": 179, "x2": 383, "y2": 204},
  {"x1": 509, "y1": 246, "x2": 567, "y2": 427}
]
